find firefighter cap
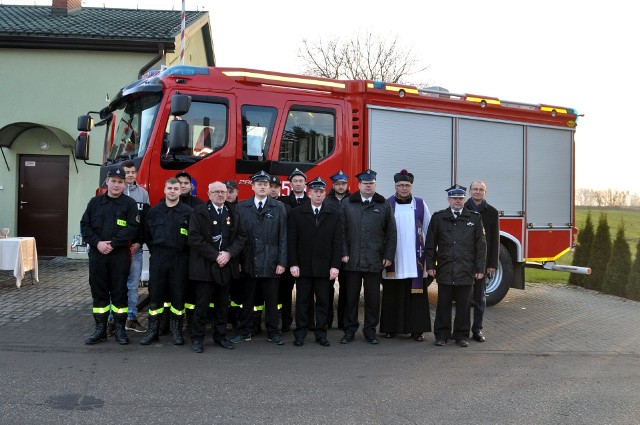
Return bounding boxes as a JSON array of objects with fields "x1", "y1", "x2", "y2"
[
  {"x1": 269, "y1": 175, "x2": 281, "y2": 186},
  {"x1": 446, "y1": 184, "x2": 467, "y2": 198},
  {"x1": 356, "y1": 169, "x2": 377, "y2": 182},
  {"x1": 288, "y1": 168, "x2": 307, "y2": 182},
  {"x1": 394, "y1": 169, "x2": 414, "y2": 184},
  {"x1": 330, "y1": 170, "x2": 348, "y2": 183},
  {"x1": 224, "y1": 179, "x2": 238, "y2": 190},
  {"x1": 175, "y1": 170, "x2": 193, "y2": 181},
  {"x1": 107, "y1": 167, "x2": 126, "y2": 179},
  {"x1": 250, "y1": 170, "x2": 271, "y2": 182},
  {"x1": 307, "y1": 176, "x2": 327, "y2": 190}
]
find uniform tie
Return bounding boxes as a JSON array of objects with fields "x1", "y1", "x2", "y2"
[
  {"x1": 217, "y1": 207, "x2": 222, "y2": 216},
  {"x1": 258, "y1": 201, "x2": 263, "y2": 212},
  {"x1": 314, "y1": 207, "x2": 319, "y2": 225},
  {"x1": 454, "y1": 211, "x2": 460, "y2": 218}
]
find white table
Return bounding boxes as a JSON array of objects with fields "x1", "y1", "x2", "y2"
[{"x1": 0, "y1": 237, "x2": 39, "y2": 288}]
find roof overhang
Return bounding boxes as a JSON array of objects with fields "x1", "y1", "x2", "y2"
[
  {"x1": 0, "y1": 35, "x2": 175, "y2": 53},
  {"x1": 0, "y1": 122, "x2": 75, "y2": 149}
]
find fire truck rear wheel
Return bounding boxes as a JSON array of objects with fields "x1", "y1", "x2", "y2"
[{"x1": 485, "y1": 244, "x2": 513, "y2": 306}]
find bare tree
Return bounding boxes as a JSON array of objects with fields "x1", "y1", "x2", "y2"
[{"x1": 298, "y1": 32, "x2": 428, "y2": 83}]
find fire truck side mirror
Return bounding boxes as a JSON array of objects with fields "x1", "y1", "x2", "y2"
[
  {"x1": 75, "y1": 132, "x2": 90, "y2": 160},
  {"x1": 170, "y1": 94, "x2": 192, "y2": 116},
  {"x1": 169, "y1": 120, "x2": 189, "y2": 152},
  {"x1": 77, "y1": 115, "x2": 94, "y2": 131}
]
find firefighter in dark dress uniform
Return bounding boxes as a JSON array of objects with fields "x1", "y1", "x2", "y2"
[
  {"x1": 278, "y1": 168, "x2": 309, "y2": 332},
  {"x1": 426, "y1": 184, "x2": 486, "y2": 347},
  {"x1": 288, "y1": 177, "x2": 343, "y2": 346},
  {"x1": 140, "y1": 178, "x2": 193, "y2": 346},
  {"x1": 81, "y1": 167, "x2": 139, "y2": 345}
]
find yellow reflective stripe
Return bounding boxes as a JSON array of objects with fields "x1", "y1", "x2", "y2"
[
  {"x1": 111, "y1": 305, "x2": 128, "y2": 314},
  {"x1": 149, "y1": 307, "x2": 164, "y2": 316},
  {"x1": 230, "y1": 301, "x2": 242, "y2": 307},
  {"x1": 163, "y1": 302, "x2": 172, "y2": 308},
  {"x1": 184, "y1": 303, "x2": 195, "y2": 310},
  {"x1": 93, "y1": 306, "x2": 110, "y2": 314},
  {"x1": 208, "y1": 303, "x2": 215, "y2": 308},
  {"x1": 222, "y1": 70, "x2": 346, "y2": 89},
  {"x1": 116, "y1": 219, "x2": 127, "y2": 227},
  {"x1": 253, "y1": 304, "x2": 264, "y2": 311},
  {"x1": 170, "y1": 306, "x2": 185, "y2": 315},
  {"x1": 525, "y1": 247, "x2": 571, "y2": 262},
  {"x1": 466, "y1": 97, "x2": 501, "y2": 105},
  {"x1": 278, "y1": 304, "x2": 282, "y2": 310},
  {"x1": 180, "y1": 228, "x2": 188, "y2": 236},
  {"x1": 540, "y1": 106, "x2": 568, "y2": 114}
]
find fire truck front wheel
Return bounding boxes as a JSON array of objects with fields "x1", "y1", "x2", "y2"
[{"x1": 485, "y1": 244, "x2": 513, "y2": 306}]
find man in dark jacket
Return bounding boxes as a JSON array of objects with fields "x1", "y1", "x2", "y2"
[
  {"x1": 80, "y1": 167, "x2": 139, "y2": 345},
  {"x1": 340, "y1": 169, "x2": 397, "y2": 345},
  {"x1": 188, "y1": 181, "x2": 247, "y2": 353},
  {"x1": 326, "y1": 170, "x2": 350, "y2": 329},
  {"x1": 465, "y1": 180, "x2": 500, "y2": 342},
  {"x1": 288, "y1": 177, "x2": 343, "y2": 347},
  {"x1": 426, "y1": 184, "x2": 487, "y2": 347},
  {"x1": 230, "y1": 171, "x2": 288, "y2": 345},
  {"x1": 140, "y1": 178, "x2": 192, "y2": 346}
]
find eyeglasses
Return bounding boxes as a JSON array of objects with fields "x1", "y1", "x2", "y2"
[{"x1": 208, "y1": 190, "x2": 227, "y2": 194}]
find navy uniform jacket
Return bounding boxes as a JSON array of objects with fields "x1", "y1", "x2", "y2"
[
  {"x1": 425, "y1": 208, "x2": 486, "y2": 286},
  {"x1": 465, "y1": 199, "x2": 500, "y2": 270},
  {"x1": 341, "y1": 192, "x2": 397, "y2": 273},
  {"x1": 80, "y1": 193, "x2": 139, "y2": 251},
  {"x1": 144, "y1": 199, "x2": 192, "y2": 253},
  {"x1": 287, "y1": 201, "x2": 343, "y2": 278},
  {"x1": 236, "y1": 196, "x2": 287, "y2": 278}
]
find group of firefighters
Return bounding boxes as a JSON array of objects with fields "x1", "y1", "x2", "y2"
[{"x1": 80, "y1": 161, "x2": 499, "y2": 352}]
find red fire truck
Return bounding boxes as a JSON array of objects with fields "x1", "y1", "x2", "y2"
[{"x1": 75, "y1": 65, "x2": 589, "y2": 305}]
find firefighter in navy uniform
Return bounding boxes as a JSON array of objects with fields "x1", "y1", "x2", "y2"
[
  {"x1": 81, "y1": 167, "x2": 139, "y2": 345},
  {"x1": 140, "y1": 178, "x2": 193, "y2": 345},
  {"x1": 278, "y1": 168, "x2": 309, "y2": 332},
  {"x1": 326, "y1": 170, "x2": 350, "y2": 329},
  {"x1": 425, "y1": 184, "x2": 486, "y2": 347}
]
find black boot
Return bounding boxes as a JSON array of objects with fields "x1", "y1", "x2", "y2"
[
  {"x1": 84, "y1": 313, "x2": 108, "y2": 345},
  {"x1": 159, "y1": 309, "x2": 170, "y2": 335},
  {"x1": 171, "y1": 314, "x2": 185, "y2": 345},
  {"x1": 140, "y1": 316, "x2": 159, "y2": 345},
  {"x1": 114, "y1": 314, "x2": 130, "y2": 345}
]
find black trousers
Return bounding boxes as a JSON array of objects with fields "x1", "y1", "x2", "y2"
[
  {"x1": 237, "y1": 276, "x2": 279, "y2": 338},
  {"x1": 472, "y1": 277, "x2": 487, "y2": 333},
  {"x1": 148, "y1": 250, "x2": 188, "y2": 313},
  {"x1": 433, "y1": 284, "x2": 473, "y2": 341},
  {"x1": 294, "y1": 277, "x2": 331, "y2": 341},
  {"x1": 88, "y1": 248, "x2": 130, "y2": 310},
  {"x1": 343, "y1": 271, "x2": 382, "y2": 338},
  {"x1": 191, "y1": 279, "x2": 230, "y2": 341},
  {"x1": 278, "y1": 271, "x2": 295, "y2": 328},
  {"x1": 327, "y1": 278, "x2": 347, "y2": 328}
]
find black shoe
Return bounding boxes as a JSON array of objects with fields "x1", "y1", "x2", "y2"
[
  {"x1": 191, "y1": 340, "x2": 204, "y2": 353},
  {"x1": 384, "y1": 333, "x2": 395, "y2": 338},
  {"x1": 412, "y1": 333, "x2": 424, "y2": 342},
  {"x1": 340, "y1": 333, "x2": 354, "y2": 344},
  {"x1": 293, "y1": 339, "x2": 304, "y2": 347},
  {"x1": 472, "y1": 332, "x2": 486, "y2": 342},
  {"x1": 456, "y1": 339, "x2": 469, "y2": 347},
  {"x1": 229, "y1": 334, "x2": 251, "y2": 344},
  {"x1": 214, "y1": 339, "x2": 235, "y2": 350},
  {"x1": 434, "y1": 339, "x2": 446, "y2": 346},
  {"x1": 268, "y1": 335, "x2": 285, "y2": 345},
  {"x1": 366, "y1": 336, "x2": 379, "y2": 345},
  {"x1": 316, "y1": 337, "x2": 330, "y2": 347}
]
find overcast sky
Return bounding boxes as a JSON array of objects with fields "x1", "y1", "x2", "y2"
[{"x1": 8, "y1": 0, "x2": 638, "y2": 194}]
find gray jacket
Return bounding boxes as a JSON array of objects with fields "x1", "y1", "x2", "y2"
[
  {"x1": 342, "y1": 192, "x2": 397, "y2": 272},
  {"x1": 236, "y1": 196, "x2": 287, "y2": 278}
]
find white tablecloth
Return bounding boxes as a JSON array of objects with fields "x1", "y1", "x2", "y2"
[{"x1": 0, "y1": 237, "x2": 39, "y2": 288}]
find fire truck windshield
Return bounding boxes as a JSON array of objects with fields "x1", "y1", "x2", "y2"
[{"x1": 107, "y1": 93, "x2": 161, "y2": 162}]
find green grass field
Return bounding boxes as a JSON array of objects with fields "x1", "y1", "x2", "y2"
[{"x1": 525, "y1": 206, "x2": 640, "y2": 283}]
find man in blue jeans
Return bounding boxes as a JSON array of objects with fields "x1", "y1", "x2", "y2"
[{"x1": 107, "y1": 161, "x2": 150, "y2": 335}]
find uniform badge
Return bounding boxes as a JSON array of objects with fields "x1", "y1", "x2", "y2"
[
  {"x1": 467, "y1": 222, "x2": 474, "y2": 226},
  {"x1": 213, "y1": 221, "x2": 218, "y2": 225},
  {"x1": 226, "y1": 217, "x2": 231, "y2": 225}
]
